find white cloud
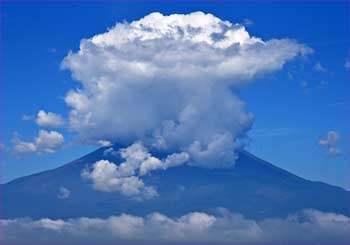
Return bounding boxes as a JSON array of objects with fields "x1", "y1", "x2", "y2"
[
  {"x1": 300, "y1": 80, "x2": 310, "y2": 94},
  {"x1": 317, "y1": 80, "x2": 328, "y2": 89},
  {"x1": 62, "y1": 12, "x2": 310, "y2": 168},
  {"x1": 98, "y1": 140, "x2": 112, "y2": 147},
  {"x1": 57, "y1": 187, "x2": 71, "y2": 199},
  {"x1": 49, "y1": 48, "x2": 57, "y2": 53},
  {"x1": 2, "y1": 209, "x2": 350, "y2": 244},
  {"x1": 318, "y1": 131, "x2": 341, "y2": 156},
  {"x1": 82, "y1": 142, "x2": 189, "y2": 199},
  {"x1": 242, "y1": 18, "x2": 254, "y2": 26},
  {"x1": 22, "y1": 114, "x2": 34, "y2": 121},
  {"x1": 36, "y1": 110, "x2": 64, "y2": 128},
  {"x1": 301, "y1": 80, "x2": 308, "y2": 88},
  {"x1": 103, "y1": 147, "x2": 118, "y2": 157},
  {"x1": 81, "y1": 159, "x2": 158, "y2": 200},
  {"x1": 313, "y1": 62, "x2": 328, "y2": 72},
  {"x1": 187, "y1": 133, "x2": 236, "y2": 168},
  {"x1": 12, "y1": 130, "x2": 64, "y2": 155},
  {"x1": 13, "y1": 141, "x2": 37, "y2": 154},
  {"x1": 163, "y1": 151, "x2": 190, "y2": 168},
  {"x1": 345, "y1": 60, "x2": 350, "y2": 70}
]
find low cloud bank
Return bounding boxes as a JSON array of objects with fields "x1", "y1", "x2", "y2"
[{"x1": 2, "y1": 209, "x2": 350, "y2": 244}]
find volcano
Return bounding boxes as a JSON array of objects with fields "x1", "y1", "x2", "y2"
[{"x1": 2, "y1": 145, "x2": 349, "y2": 220}]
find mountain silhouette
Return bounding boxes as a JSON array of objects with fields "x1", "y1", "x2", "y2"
[{"x1": 2, "y1": 145, "x2": 349, "y2": 219}]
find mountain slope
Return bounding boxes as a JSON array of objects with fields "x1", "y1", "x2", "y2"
[{"x1": 2, "y1": 145, "x2": 350, "y2": 219}]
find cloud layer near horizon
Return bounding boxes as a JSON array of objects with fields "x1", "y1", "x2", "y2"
[
  {"x1": 62, "y1": 12, "x2": 310, "y2": 168},
  {"x1": 2, "y1": 209, "x2": 350, "y2": 244}
]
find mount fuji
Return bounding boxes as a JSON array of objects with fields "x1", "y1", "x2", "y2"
[{"x1": 2, "y1": 145, "x2": 350, "y2": 220}]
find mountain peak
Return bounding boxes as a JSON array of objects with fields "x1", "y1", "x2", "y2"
[{"x1": 2, "y1": 147, "x2": 350, "y2": 220}]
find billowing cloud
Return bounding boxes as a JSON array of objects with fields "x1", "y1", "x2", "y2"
[
  {"x1": 35, "y1": 110, "x2": 64, "y2": 128},
  {"x1": 12, "y1": 130, "x2": 64, "y2": 155},
  {"x1": 81, "y1": 159, "x2": 158, "y2": 200},
  {"x1": 2, "y1": 209, "x2": 350, "y2": 244},
  {"x1": 57, "y1": 187, "x2": 71, "y2": 199},
  {"x1": 82, "y1": 142, "x2": 189, "y2": 199},
  {"x1": 62, "y1": 12, "x2": 310, "y2": 168},
  {"x1": 318, "y1": 131, "x2": 341, "y2": 156}
]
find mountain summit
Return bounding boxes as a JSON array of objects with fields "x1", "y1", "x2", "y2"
[{"x1": 2, "y1": 145, "x2": 349, "y2": 220}]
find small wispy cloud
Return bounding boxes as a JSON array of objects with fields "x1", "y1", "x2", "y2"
[
  {"x1": 345, "y1": 60, "x2": 350, "y2": 70},
  {"x1": 317, "y1": 80, "x2": 328, "y2": 89},
  {"x1": 300, "y1": 80, "x2": 308, "y2": 89},
  {"x1": 22, "y1": 114, "x2": 34, "y2": 121},
  {"x1": 249, "y1": 128, "x2": 297, "y2": 137},
  {"x1": 0, "y1": 143, "x2": 9, "y2": 153},
  {"x1": 318, "y1": 131, "x2": 341, "y2": 157},
  {"x1": 242, "y1": 18, "x2": 254, "y2": 26},
  {"x1": 98, "y1": 140, "x2": 112, "y2": 147},
  {"x1": 327, "y1": 101, "x2": 350, "y2": 108},
  {"x1": 57, "y1": 187, "x2": 71, "y2": 199},
  {"x1": 48, "y1": 48, "x2": 57, "y2": 53},
  {"x1": 313, "y1": 62, "x2": 328, "y2": 73}
]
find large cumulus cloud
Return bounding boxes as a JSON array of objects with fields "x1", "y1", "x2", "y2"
[
  {"x1": 2, "y1": 209, "x2": 349, "y2": 244},
  {"x1": 62, "y1": 12, "x2": 310, "y2": 168}
]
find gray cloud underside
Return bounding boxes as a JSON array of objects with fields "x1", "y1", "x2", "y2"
[{"x1": 2, "y1": 209, "x2": 350, "y2": 244}]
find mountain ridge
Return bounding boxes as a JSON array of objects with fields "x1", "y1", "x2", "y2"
[{"x1": 2, "y1": 146, "x2": 350, "y2": 220}]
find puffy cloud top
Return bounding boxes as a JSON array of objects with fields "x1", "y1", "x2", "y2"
[
  {"x1": 82, "y1": 142, "x2": 189, "y2": 199},
  {"x1": 62, "y1": 12, "x2": 311, "y2": 168},
  {"x1": 13, "y1": 130, "x2": 64, "y2": 155},
  {"x1": 91, "y1": 12, "x2": 262, "y2": 48},
  {"x1": 36, "y1": 110, "x2": 64, "y2": 128}
]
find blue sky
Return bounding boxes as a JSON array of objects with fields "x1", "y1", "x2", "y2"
[{"x1": 1, "y1": 1, "x2": 350, "y2": 189}]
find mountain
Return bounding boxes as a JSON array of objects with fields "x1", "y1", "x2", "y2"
[{"x1": 2, "y1": 145, "x2": 350, "y2": 220}]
